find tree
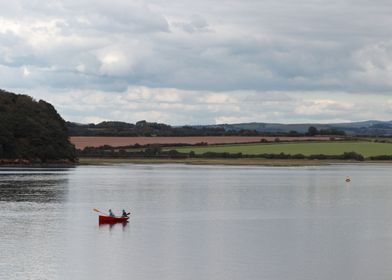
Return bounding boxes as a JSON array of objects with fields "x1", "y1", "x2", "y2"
[
  {"x1": 144, "y1": 144, "x2": 162, "y2": 155},
  {"x1": 308, "y1": 126, "x2": 318, "y2": 136}
]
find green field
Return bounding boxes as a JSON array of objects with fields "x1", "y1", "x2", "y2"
[{"x1": 168, "y1": 141, "x2": 392, "y2": 157}]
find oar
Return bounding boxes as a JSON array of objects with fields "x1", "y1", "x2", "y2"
[{"x1": 93, "y1": 208, "x2": 107, "y2": 215}]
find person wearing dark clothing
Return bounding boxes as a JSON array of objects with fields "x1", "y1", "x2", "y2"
[{"x1": 122, "y1": 209, "x2": 130, "y2": 218}]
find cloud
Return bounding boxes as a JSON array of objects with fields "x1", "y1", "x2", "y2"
[
  {"x1": 17, "y1": 87, "x2": 392, "y2": 125},
  {"x1": 172, "y1": 15, "x2": 210, "y2": 33},
  {"x1": 202, "y1": 93, "x2": 237, "y2": 104},
  {"x1": 350, "y1": 41, "x2": 392, "y2": 90},
  {"x1": 1, "y1": 0, "x2": 392, "y2": 123},
  {"x1": 294, "y1": 100, "x2": 354, "y2": 116}
]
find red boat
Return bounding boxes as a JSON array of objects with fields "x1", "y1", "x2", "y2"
[{"x1": 99, "y1": 215, "x2": 129, "y2": 224}]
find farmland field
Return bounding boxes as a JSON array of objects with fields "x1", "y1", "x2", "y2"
[
  {"x1": 70, "y1": 136, "x2": 333, "y2": 149},
  {"x1": 169, "y1": 141, "x2": 392, "y2": 157}
]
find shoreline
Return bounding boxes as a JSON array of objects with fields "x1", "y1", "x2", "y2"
[
  {"x1": 1, "y1": 158, "x2": 392, "y2": 168},
  {"x1": 0, "y1": 159, "x2": 76, "y2": 168},
  {"x1": 77, "y1": 157, "x2": 392, "y2": 167},
  {"x1": 0, "y1": 163, "x2": 76, "y2": 168}
]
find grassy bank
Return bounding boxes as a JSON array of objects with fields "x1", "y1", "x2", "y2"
[{"x1": 166, "y1": 141, "x2": 392, "y2": 157}]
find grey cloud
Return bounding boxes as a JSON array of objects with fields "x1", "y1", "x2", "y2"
[
  {"x1": 1, "y1": 0, "x2": 392, "y2": 124},
  {"x1": 2, "y1": 0, "x2": 392, "y2": 92},
  {"x1": 60, "y1": 0, "x2": 169, "y2": 33},
  {"x1": 173, "y1": 15, "x2": 210, "y2": 33}
]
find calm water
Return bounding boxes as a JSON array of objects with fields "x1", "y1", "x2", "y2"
[{"x1": 1, "y1": 164, "x2": 392, "y2": 280}]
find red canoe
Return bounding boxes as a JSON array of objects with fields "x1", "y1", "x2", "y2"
[{"x1": 99, "y1": 215, "x2": 129, "y2": 224}]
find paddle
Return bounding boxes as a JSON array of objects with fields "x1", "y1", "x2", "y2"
[{"x1": 93, "y1": 208, "x2": 107, "y2": 215}]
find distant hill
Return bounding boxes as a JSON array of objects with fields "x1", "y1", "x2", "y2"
[
  {"x1": 67, "y1": 120, "x2": 227, "y2": 136},
  {"x1": 68, "y1": 120, "x2": 392, "y2": 137},
  {"x1": 0, "y1": 89, "x2": 76, "y2": 162},
  {"x1": 206, "y1": 120, "x2": 392, "y2": 136}
]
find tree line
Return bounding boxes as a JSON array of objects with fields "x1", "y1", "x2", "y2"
[
  {"x1": 68, "y1": 121, "x2": 346, "y2": 137},
  {"x1": 77, "y1": 144, "x2": 374, "y2": 161}
]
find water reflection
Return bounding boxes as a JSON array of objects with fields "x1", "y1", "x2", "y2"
[
  {"x1": 99, "y1": 221, "x2": 129, "y2": 231},
  {"x1": 0, "y1": 168, "x2": 70, "y2": 203}
]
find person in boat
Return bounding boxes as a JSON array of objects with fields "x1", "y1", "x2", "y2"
[
  {"x1": 122, "y1": 209, "x2": 130, "y2": 218},
  {"x1": 108, "y1": 209, "x2": 115, "y2": 217}
]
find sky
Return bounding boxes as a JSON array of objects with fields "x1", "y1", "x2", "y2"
[{"x1": 1, "y1": 0, "x2": 392, "y2": 125}]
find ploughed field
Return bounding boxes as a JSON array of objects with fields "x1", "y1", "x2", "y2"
[
  {"x1": 70, "y1": 136, "x2": 333, "y2": 150},
  {"x1": 168, "y1": 141, "x2": 392, "y2": 157}
]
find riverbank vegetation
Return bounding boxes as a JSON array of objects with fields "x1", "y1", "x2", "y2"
[{"x1": 76, "y1": 140, "x2": 392, "y2": 163}]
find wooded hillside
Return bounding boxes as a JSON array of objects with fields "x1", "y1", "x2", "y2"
[{"x1": 0, "y1": 89, "x2": 76, "y2": 162}]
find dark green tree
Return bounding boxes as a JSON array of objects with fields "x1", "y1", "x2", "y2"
[
  {"x1": 0, "y1": 89, "x2": 76, "y2": 162},
  {"x1": 307, "y1": 126, "x2": 319, "y2": 136}
]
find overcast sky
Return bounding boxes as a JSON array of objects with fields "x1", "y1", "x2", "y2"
[{"x1": 1, "y1": 0, "x2": 392, "y2": 124}]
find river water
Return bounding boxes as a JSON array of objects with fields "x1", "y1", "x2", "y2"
[{"x1": 1, "y1": 164, "x2": 392, "y2": 280}]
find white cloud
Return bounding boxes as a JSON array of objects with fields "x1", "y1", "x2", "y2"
[
  {"x1": 15, "y1": 87, "x2": 392, "y2": 125},
  {"x1": 214, "y1": 116, "x2": 256, "y2": 124},
  {"x1": 98, "y1": 51, "x2": 131, "y2": 76},
  {"x1": 22, "y1": 66, "x2": 31, "y2": 77},
  {"x1": 202, "y1": 93, "x2": 237, "y2": 104},
  {"x1": 294, "y1": 100, "x2": 354, "y2": 115},
  {"x1": 81, "y1": 116, "x2": 108, "y2": 124}
]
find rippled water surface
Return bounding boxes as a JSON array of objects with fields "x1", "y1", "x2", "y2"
[{"x1": 1, "y1": 164, "x2": 392, "y2": 280}]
